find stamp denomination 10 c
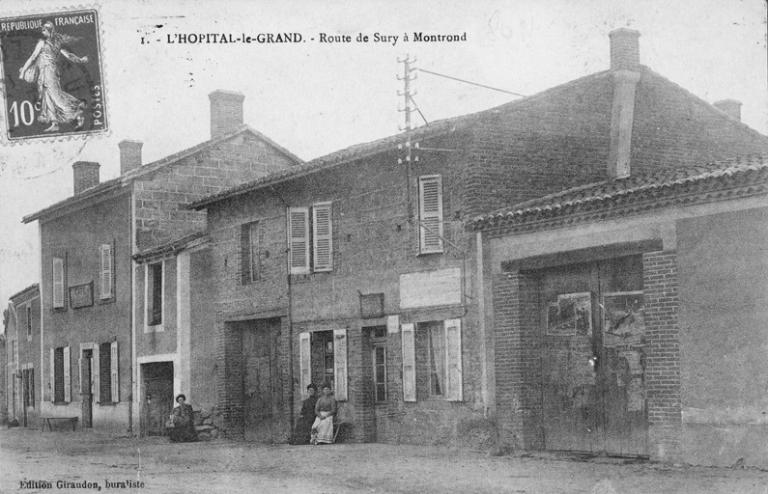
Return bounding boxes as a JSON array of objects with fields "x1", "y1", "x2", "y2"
[{"x1": 0, "y1": 9, "x2": 106, "y2": 142}]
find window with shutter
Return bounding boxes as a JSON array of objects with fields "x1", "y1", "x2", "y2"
[
  {"x1": 313, "y1": 202, "x2": 333, "y2": 272},
  {"x1": 288, "y1": 207, "x2": 310, "y2": 274},
  {"x1": 146, "y1": 262, "x2": 163, "y2": 328},
  {"x1": 26, "y1": 304, "x2": 32, "y2": 339},
  {"x1": 240, "y1": 222, "x2": 260, "y2": 284},
  {"x1": 111, "y1": 341, "x2": 119, "y2": 403},
  {"x1": 49, "y1": 348, "x2": 55, "y2": 402},
  {"x1": 333, "y1": 329, "x2": 348, "y2": 400},
  {"x1": 100, "y1": 244, "x2": 113, "y2": 299},
  {"x1": 444, "y1": 319, "x2": 463, "y2": 401},
  {"x1": 63, "y1": 346, "x2": 71, "y2": 402},
  {"x1": 401, "y1": 323, "x2": 416, "y2": 402},
  {"x1": 418, "y1": 175, "x2": 444, "y2": 254},
  {"x1": 52, "y1": 257, "x2": 65, "y2": 309},
  {"x1": 299, "y1": 332, "x2": 311, "y2": 392}
]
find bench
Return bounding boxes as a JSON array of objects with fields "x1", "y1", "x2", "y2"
[{"x1": 41, "y1": 417, "x2": 78, "y2": 432}]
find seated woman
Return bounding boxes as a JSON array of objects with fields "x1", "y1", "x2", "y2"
[
  {"x1": 290, "y1": 384, "x2": 318, "y2": 445},
  {"x1": 311, "y1": 383, "x2": 337, "y2": 445},
  {"x1": 168, "y1": 394, "x2": 198, "y2": 443}
]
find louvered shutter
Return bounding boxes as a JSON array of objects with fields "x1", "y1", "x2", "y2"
[
  {"x1": 444, "y1": 319, "x2": 463, "y2": 401},
  {"x1": 401, "y1": 323, "x2": 416, "y2": 402},
  {"x1": 333, "y1": 329, "x2": 348, "y2": 401},
  {"x1": 63, "y1": 346, "x2": 71, "y2": 402},
  {"x1": 288, "y1": 208, "x2": 310, "y2": 274},
  {"x1": 49, "y1": 348, "x2": 54, "y2": 402},
  {"x1": 53, "y1": 257, "x2": 64, "y2": 308},
  {"x1": 100, "y1": 244, "x2": 113, "y2": 299},
  {"x1": 312, "y1": 202, "x2": 333, "y2": 272},
  {"x1": 111, "y1": 341, "x2": 119, "y2": 402},
  {"x1": 418, "y1": 175, "x2": 443, "y2": 254},
  {"x1": 299, "y1": 332, "x2": 311, "y2": 392}
]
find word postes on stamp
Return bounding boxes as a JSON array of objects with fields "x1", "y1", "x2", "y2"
[{"x1": 0, "y1": 9, "x2": 106, "y2": 142}]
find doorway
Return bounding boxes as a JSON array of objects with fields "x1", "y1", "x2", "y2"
[
  {"x1": 539, "y1": 255, "x2": 648, "y2": 457},
  {"x1": 141, "y1": 362, "x2": 174, "y2": 436},
  {"x1": 362, "y1": 325, "x2": 387, "y2": 442},
  {"x1": 241, "y1": 318, "x2": 285, "y2": 442},
  {"x1": 80, "y1": 350, "x2": 93, "y2": 428}
]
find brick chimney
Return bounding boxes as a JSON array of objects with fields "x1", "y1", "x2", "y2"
[
  {"x1": 607, "y1": 28, "x2": 641, "y2": 179},
  {"x1": 119, "y1": 139, "x2": 143, "y2": 175},
  {"x1": 72, "y1": 161, "x2": 100, "y2": 194},
  {"x1": 609, "y1": 28, "x2": 640, "y2": 70},
  {"x1": 209, "y1": 90, "x2": 245, "y2": 138},
  {"x1": 713, "y1": 99, "x2": 742, "y2": 122}
]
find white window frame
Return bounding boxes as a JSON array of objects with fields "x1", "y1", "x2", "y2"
[
  {"x1": 248, "y1": 222, "x2": 260, "y2": 282},
  {"x1": 52, "y1": 257, "x2": 65, "y2": 309},
  {"x1": 418, "y1": 175, "x2": 444, "y2": 254},
  {"x1": 100, "y1": 243, "x2": 113, "y2": 300},
  {"x1": 144, "y1": 261, "x2": 165, "y2": 333}
]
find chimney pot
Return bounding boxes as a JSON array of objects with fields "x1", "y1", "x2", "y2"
[
  {"x1": 72, "y1": 161, "x2": 100, "y2": 195},
  {"x1": 119, "y1": 139, "x2": 143, "y2": 175},
  {"x1": 713, "y1": 99, "x2": 742, "y2": 122},
  {"x1": 609, "y1": 28, "x2": 641, "y2": 71},
  {"x1": 209, "y1": 90, "x2": 245, "y2": 138}
]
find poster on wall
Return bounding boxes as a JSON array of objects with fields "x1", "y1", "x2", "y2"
[
  {"x1": 602, "y1": 291, "x2": 645, "y2": 347},
  {"x1": 546, "y1": 292, "x2": 592, "y2": 336}
]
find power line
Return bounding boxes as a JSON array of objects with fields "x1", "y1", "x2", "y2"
[
  {"x1": 408, "y1": 94, "x2": 429, "y2": 126},
  {"x1": 418, "y1": 68, "x2": 526, "y2": 97}
]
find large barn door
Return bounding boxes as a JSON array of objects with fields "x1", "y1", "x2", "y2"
[
  {"x1": 540, "y1": 256, "x2": 647, "y2": 457},
  {"x1": 242, "y1": 318, "x2": 285, "y2": 442}
]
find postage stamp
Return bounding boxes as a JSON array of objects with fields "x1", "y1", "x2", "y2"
[{"x1": 0, "y1": 8, "x2": 107, "y2": 142}]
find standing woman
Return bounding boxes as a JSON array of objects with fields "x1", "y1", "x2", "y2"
[
  {"x1": 290, "y1": 384, "x2": 318, "y2": 444},
  {"x1": 311, "y1": 384, "x2": 337, "y2": 445},
  {"x1": 18, "y1": 21, "x2": 88, "y2": 132}
]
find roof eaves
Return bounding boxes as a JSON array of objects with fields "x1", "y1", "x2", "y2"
[
  {"x1": 8, "y1": 283, "x2": 39, "y2": 302},
  {"x1": 22, "y1": 178, "x2": 125, "y2": 224}
]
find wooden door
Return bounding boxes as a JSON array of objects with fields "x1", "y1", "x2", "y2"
[
  {"x1": 141, "y1": 362, "x2": 174, "y2": 436},
  {"x1": 540, "y1": 256, "x2": 648, "y2": 457},
  {"x1": 242, "y1": 318, "x2": 284, "y2": 442}
]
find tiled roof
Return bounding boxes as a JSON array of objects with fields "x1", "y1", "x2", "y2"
[
  {"x1": 470, "y1": 156, "x2": 768, "y2": 230},
  {"x1": 22, "y1": 126, "x2": 301, "y2": 223},
  {"x1": 8, "y1": 283, "x2": 39, "y2": 303},
  {"x1": 188, "y1": 71, "x2": 614, "y2": 210}
]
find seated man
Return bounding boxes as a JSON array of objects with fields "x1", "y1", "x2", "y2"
[
  {"x1": 311, "y1": 383, "x2": 337, "y2": 445},
  {"x1": 168, "y1": 394, "x2": 198, "y2": 443}
]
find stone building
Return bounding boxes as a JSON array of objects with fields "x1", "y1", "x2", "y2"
[
  {"x1": 21, "y1": 90, "x2": 299, "y2": 433},
  {"x1": 188, "y1": 29, "x2": 768, "y2": 446},
  {"x1": 471, "y1": 157, "x2": 768, "y2": 467},
  {"x1": 2, "y1": 285, "x2": 40, "y2": 428}
]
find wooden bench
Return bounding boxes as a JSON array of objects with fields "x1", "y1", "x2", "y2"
[{"x1": 41, "y1": 417, "x2": 78, "y2": 432}]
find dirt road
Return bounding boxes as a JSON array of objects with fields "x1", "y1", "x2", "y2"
[{"x1": 1, "y1": 428, "x2": 767, "y2": 493}]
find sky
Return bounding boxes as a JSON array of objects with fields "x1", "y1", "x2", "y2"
[{"x1": 0, "y1": 0, "x2": 766, "y2": 315}]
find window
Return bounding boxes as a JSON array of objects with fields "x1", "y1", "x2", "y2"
[
  {"x1": 298, "y1": 329, "x2": 348, "y2": 401},
  {"x1": 241, "y1": 222, "x2": 260, "y2": 283},
  {"x1": 100, "y1": 243, "x2": 113, "y2": 299},
  {"x1": 373, "y1": 345, "x2": 387, "y2": 402},
  {"x1": 52, "y1": 257, "x2": 65, "y2": 309},
  {"x1": 147, "y1": 262, "x2": 163, "y2": 326},
  {"x1": 99, "y1": 341, "x2": 119, "y2": 403},
  {"x1": 418, "y1": 175, "x2": 444, "y2": 254},
  {"x1": 26, "y1": 304, "x2": 32, "y2": 339},
  {"x1": 52, "y1": 346, "x2": 71, "y2": 402},
  {"x1": 401, "y1": 319, "x2": 462, "y2": 402},
  {"x1": 22, "y1": 368, "x2": 35, "y2": 408},
  {"x1": 10, "y1": 340, "x2": 16, "y2": 365},
  {"x1": 288, "y1": 203, "x2": 333, "y2": 274}
]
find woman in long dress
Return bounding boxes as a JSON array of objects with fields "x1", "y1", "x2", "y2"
[
  {"x1": 311, "y1": 384, "x2": 337, "y2": 445},
  {"x1": 18, "y1": 21, "x2": 88, "y2": 132},
  {"x1": 168, "y1": 394, "x2": 198, "y2": 443},
  {"x1": 291, "y1": 384, "x2": 318, "y2": 444}
]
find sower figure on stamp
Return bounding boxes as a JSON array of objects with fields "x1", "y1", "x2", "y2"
[{"x1": 18, "y1": 21, "x2": 88, "y2": 132}]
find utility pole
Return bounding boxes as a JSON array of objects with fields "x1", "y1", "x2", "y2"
[{"x1": 397, "y1": 55, "x2": 419, "y2": 221}]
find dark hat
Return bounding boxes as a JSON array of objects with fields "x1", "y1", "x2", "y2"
[
  {"x1": 306, "y1": 383, "x2": 317, "y2": 391},
  {"x1": 175, "y1": 394, "x2": 186, "y2": 402}
]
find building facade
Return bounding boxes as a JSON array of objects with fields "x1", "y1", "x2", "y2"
[
  {"x1": 22, "y1": 90, "x2": 299, "y2": 433},
  {"x1": 472, "y1": 157, "x2": 768, "y2": 467},
  {"x1": 189, "y1": 29, "x2": 768, "y2": 447},
  {"x1": 3, "y1": 285, "x2": 40, "y2": 427}
]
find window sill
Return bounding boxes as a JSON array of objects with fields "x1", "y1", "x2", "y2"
[
  {"x1": 97, "y1": 297, "x2": 116, "y2": 306},
  {"x1": 417, "y1": 251, "x2": 444, "y2": 257},
  {"x1": 98, "y1": 401, "x2": 118, "y2": 406},
  {"x1": 52, "y1": 401, "x2": 70, "y2": 406},
  {"x1": 144, "y1": 324, "x2": 164, "y2": 333}
]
